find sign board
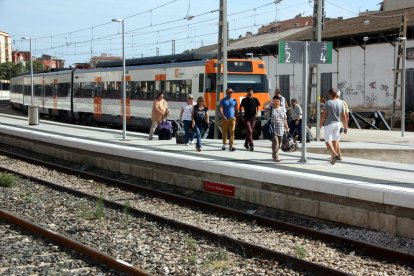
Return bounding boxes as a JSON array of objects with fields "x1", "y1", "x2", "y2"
[
  {"x1": 278, "y1": 40, "x2": 303, "y2": 64},
  {"x1": 278, "y1": 40, "x2": 333, "y2": 64},
  {"x1": 203, "y1": 181, "x2": 235, "y2": 196},
  {"x1": 309, "y1": 41, "x2": 333, "y2": 64}
]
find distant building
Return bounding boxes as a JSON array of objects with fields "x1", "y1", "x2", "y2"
[
  {"x1": 0, "y1": 31, "x2": 12, "y2": 63},
  {"x1": 382, "y1": 0, "x2": 414, "y2": 11},
  {"x1": 12, "y1": 51, "x2": 31, "y2": 64},
  {"x1": 36, "y1": 54, "x2": 65, "y2": 70},
  {"x1": 258, "y1": 16, "x2": 313, "y2": 34},
  {"x1": 90, "y1": 53, "x2": 122, "y2": 66}
]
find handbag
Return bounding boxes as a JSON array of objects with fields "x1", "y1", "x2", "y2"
[
  {"x1": 262, "y1": 120, "x2": 274, "y2": 140},
  {"x1": 281, "y1": 133, "x2": 298, "y2": 152}
]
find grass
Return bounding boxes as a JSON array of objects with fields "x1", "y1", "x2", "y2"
[
  {"x1": 205, "y1": 247, "x2": 230, "y2": 270},
  {"x1": 94, "y1": 194, "x2": 105, "y2": 219},
  {"x1": 0, "y1": 172, "x2": 18, "y2": 187},
  {"x1": 294, "y1": 243, "x2": 307, "y2": 259},
  {"x1": 121, "y1": 201, "x2": 130, "y2": 228},
  {"x1": 185, "y1": 237, "x2": 198, "y2": 251}
]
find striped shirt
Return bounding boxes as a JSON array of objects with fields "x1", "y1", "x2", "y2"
[{"x1": 266, "y1": 106, "x2": 287, "y2": 136}]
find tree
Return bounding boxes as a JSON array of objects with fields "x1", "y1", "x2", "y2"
[
  {"x1": 0, "y1": 61, "x2": 44, "y2": 81},
  {"x1": 0, "y1": 62, "x2": 24, "y2": 80}
]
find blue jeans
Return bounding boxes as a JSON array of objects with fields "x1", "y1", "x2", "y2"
[
  {"x1": 194, "y1": 124, "x2": 203, "y2": 149},
  {"x1": 183, "y1": 120, "x2": 195, "y2": 144}
]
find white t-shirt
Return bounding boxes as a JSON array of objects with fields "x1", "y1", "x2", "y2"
[{"x1": 182, "y1": 102, "x2": 194, "y2": 121}]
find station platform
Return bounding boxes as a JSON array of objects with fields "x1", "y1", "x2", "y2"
[{"x1": 0, "y1": 113, "x2": 413, "y2": 238}]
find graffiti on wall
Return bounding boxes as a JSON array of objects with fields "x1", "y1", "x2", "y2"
[
  {"x1": 337, "y1": 81, "x2": 361, "y2": 97},
  {"x1": 365, "y1": 93, "x2": 378, "y2": 105}
]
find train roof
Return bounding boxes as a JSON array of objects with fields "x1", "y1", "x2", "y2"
[{"x1": 95, "y1": 52, "x2": 216, "y2": 68}]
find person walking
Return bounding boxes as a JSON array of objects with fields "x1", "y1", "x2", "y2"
[
  {"x1": 319, "y1": 88, "x2": 346, "y2": 165},
  {"x1": 266, "y1": 96, "x2": 289, "y2": 162},
  {"x1": 192, "y1": 96, "x2": 209, "y2": 152},
  {"x1": 336, "y1": 90, "x2": 349, "y2": 160},
  {"x1": 240, "y1": 87, "x2": 261, "y2": 151},
  {"x1": 219, "y1": 88, "x2": 238, "y2": 151},
  {"x1": 274, "y1": 89, "x2": 288, "y2": 112},
  {"x1": 179, "y1": 94, "x2": 195, "y2": 146},
  {"x1": 149, "y1": 92, "x2": 169, "y2": 140},
  {"x1": 288, "y1": 98, "x2": 302, "y2": 142}
]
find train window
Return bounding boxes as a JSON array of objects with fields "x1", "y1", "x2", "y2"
[
  {"x1": 142, "y1": 81, "x2": 155, "y2": 100},
  {"x1": 0, "y1": 82, "x2": 10, "y2": 90},
  {"x1": 74, "y1": 82, "x2": 94, "y2": 98},
  {"x1": 44, "y1": 84, "x2": 54, "y2": 97},
  {"x1": 102, "y1": 81, "x2": 121, "y2": 99},
  {"x1": 24, "y1": 85, "x2": 31, "y2": 96},
  {"x1": 57, "y1": 83, "x2": 70, "y2": 97},
  {"x1": 165, "y1": 80, "x2": 191, "y2": 101},
  {"x1": 35, "y1": 84, "x2": 44, "y2": 97},
  {"x1": 205, "y1": 74, "x2": 216, "y2": 92},
  {"x1": 198, "y1": 73, "x2": 204, "y2": 93},
  {"x1": 227, "y1": 61, "x2": 252, "y2": 72},
  {"x1": 227, "y1": 74, "x2": 267, "y2": 92}
]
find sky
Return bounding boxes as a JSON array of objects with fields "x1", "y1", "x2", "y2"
[{"x1": 0, "y1": 0, "x2": 382, "y2": 66}]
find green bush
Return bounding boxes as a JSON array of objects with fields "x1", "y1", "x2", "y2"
[{"x1": 0, "y1": 173, "x2": 17, "y2": 187}]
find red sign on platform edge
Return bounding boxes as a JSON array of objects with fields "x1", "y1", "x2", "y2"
[{"x1": 203, "y1": 181, "x2": 235, "y2": 197}]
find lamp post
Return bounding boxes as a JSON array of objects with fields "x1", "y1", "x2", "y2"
[
  {"x1": 112, "y1": 18, "x2": 127, "y2": 140},
  {"x1": 22, "y1": 37, "x2": 38, "y2": 125}
]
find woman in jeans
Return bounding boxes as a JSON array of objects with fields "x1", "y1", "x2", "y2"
[
  {"x1": 179, "y1": 94, "x2": 195, "y2": 145},
  {"x1": 266, "y1": 96, "x2": 288, "y2": 162},
  {"x1": 191, "y1": 96, "x2": 209, "y2": 152}
]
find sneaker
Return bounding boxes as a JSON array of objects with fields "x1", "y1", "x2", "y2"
[
  {"x1": 249, "y1": 144, "x2": 254, "y2": 151},
  {"x1": 222, "y1": 144, "x2": 226, "y2": 150},
  {"x1": 196, "y1": 147, "x2": 201, "y2": 152},
  {"x1": 229, "y1": 147, "x2": 236, "y2": 152},
  {"x1": 244, "y1": 143, "x2": 249, "y2": 150},
  {"x1": 148, "y1": 136, "x2": 153, "y2": 140},
  {"x1": 189, "y1": 140, "x2": 193, "y2": 145},
  {"x1": 185, "y1": 143, "x2": 189, "y2": 146}
]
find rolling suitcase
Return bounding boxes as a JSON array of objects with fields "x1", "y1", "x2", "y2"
[
  {"x1": 175, "y1": 121, "x2": 185, "y2": 144},
  {"x1": 158, "y1": 120, "x2": 173, "y2": 140}
]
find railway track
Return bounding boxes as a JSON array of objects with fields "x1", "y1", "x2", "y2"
[
  {"x1": 0, "y1": 147, "x2": 413, "y2": 275},
  {"x1": 0, "y1": 211, "x2": 145, "y2": 275}
]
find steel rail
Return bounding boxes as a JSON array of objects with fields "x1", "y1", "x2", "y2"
[
  {"x1": 0, "y1": 209, "x2": 150, "y2": 276},
  {"x1": 1, "y1": 147, "x2": 413, "y2": 269}
]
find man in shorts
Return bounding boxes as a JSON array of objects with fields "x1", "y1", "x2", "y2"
[
  {"x1": 336, "y1": 90, "x2": 349, "y2": 160},
  {"x1": 319, "y1": 88, "x2": 346, "y2": 165}
]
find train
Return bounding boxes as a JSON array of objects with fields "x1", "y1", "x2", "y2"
[{"x1": 9, "y1": 53, "x2": 269, "y2": 135}]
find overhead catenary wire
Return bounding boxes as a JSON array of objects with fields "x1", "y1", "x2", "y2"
[{"x1": 17, "y1": 0, "x2": 333, "y2": 63}]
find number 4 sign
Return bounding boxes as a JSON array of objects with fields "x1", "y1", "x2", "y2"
[{"x1": 309, "y1": 41, "x2": 333, "y2": 64}]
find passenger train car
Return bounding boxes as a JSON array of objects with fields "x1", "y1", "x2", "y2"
[{"x1": 10, "y1": 53, "x2": 269, "y2": 132}]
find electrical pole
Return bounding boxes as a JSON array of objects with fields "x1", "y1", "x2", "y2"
[
  {"x1": 214, "y1": 0, "x2": 228, "y2": 139},
  {"x1": 312, "y1": 0, "x2": 323, "y2": 141}
]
